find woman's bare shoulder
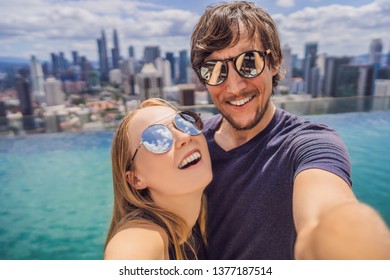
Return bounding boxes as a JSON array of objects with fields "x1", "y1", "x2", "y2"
[{"x1": 104, "y1": 221, "x2": 169, "y2": 260}]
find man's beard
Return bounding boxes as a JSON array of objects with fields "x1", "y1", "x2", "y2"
[{"x1": 221, "y1": 92, "x2": 271, "y2": 131}]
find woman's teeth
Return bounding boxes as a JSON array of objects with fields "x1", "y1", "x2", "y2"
[{"x1": 179, "y1": 152, "x2": 201, "y2": 169}]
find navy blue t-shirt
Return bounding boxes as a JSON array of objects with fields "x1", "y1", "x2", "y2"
[{"x1": 201, "y1": 108, "x2": 351, "y2": 259}]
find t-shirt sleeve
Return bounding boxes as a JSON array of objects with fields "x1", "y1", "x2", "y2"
[{"x1": 291, "y1": 126, "x2": 352, "y2": 187}]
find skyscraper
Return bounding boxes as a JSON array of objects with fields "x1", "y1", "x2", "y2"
[
  {"x1": 44, "y1": 77, "x2": 65, "y2": 106},
  {"x1": 178, "y1": 50, "x2": 188, "y2": 84},
  {"x1": 369, "y1": 39, "x2": 383, "y2": 66},
  {"x1": 282, "y1": 44, "x2": 292, "y2": 79},
  {"x1": 324, "y1": 56, "x2": 352, "y2": 97},
  {"x1": 143, "y1": 46, "x2": 160, "y2": 64},
  {"x1": 97, "y1": 30, "x2": 109, "y2": 81},
  {"x1": 112, "y1": 29, "x2": 121, "y2": 69},
  {"x1": 15, "y1": 73, "x2": 34, "y2": 130},
  {"x1": 29, "y1": 56, "x2": 46, "y2": 103},
  {"x1": 128, "y1": 46, "x2": 135, "y2": 58},
  {"x1": 303, "y1": 42, "x2": 318, "y2": 94},
  {"x1": 136, "y1": 63, "x2": 163, "y2": 101},
  {"x1": 166, "y1": 52, "x2": 176, "y2": 82},
  {"x1": 51, "y1": 53, "x2": 60, "y2": 77}
]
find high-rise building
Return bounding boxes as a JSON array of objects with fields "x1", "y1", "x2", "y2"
[
  {"x1": 128, "y1": 45, "x2": 135, "y2": 58},
  {"x1": 29, "y1": 56, "x2": 46, "y2": 103},
  {"x1": 136, "y1": 63, "x2": 163, "y2": 101},
  {"x1": 51, "y1": 53, "x2": 60, "y2": 77},
  {"x1": 166, "y1": 52, "x2": 176, "y2": 82},
  {"x1": 59, "y1": 52, "x2": 68, "y2": 72},
  {"x1": 177, "y1": 50, "x2": 188, "y2": 84},
  {"x1": 15, "y1": 73, "x2": 34, "y2": 130},
  {"x1": 324, "y1": 56, "x2": 352, "y2": 97},
  {"x1": 155, "y1": 57, "x2": 172, "y2": 87},
  {"x1": 143, "y1": 46, "x2": 160, "y2": 64},
  {"x1": 387, "y1": 49, "x2": 390, "y2": 67},
  {"x1": 303, "y1": 42, "x2": 318, "y2": 94},
  {"x1": 0, "y1": 101, "x2": 7, "y2": 127},
  {"x1": 369, "y1": 39, "x2": 383, "y2": 66},
  {"x1": 44, "y1": 77, "x2": 65, "y2": 106},
  {"x1": 282, "y1": 44, "x2": 292, "y2": 79},
  {"x1": 97, "y1": 30, "x2": 109, "y2": 81},
  {"x1": 112, "y1": 29, "x2": 121, "y2": 69},
  {"x1": 72, "y1": 51, "x2": 79, "y2": 66}
]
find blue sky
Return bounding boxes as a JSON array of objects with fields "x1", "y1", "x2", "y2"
[{"x1": 0, "y1": 0, "x2": 389, "y2": 63}]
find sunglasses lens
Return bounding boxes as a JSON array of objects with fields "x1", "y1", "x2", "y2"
[
  {"x1": 200, "y1": 60, "x2": 227, "y2": 85},
  {"x1": 175, "y1": 112, "x2": 203, "y2": 135},
  {"x1": 141, "y1": 124, "x2": 173, "y2": 154},
  {"x1": 236, "y1": 51, "x2": 264, "y2": 78}
]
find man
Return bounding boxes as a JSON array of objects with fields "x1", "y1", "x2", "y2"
[{"x1": 190, "y1": 1, "x2": 390, "y2": 259}]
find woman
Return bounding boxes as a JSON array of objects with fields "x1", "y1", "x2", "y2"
[{"x1": 104, "y1": 98, "x2": 212, "y2": 260}]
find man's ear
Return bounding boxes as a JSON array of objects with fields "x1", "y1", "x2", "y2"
[{"x1": 125, "y1": 171, "x2": 147, "y2": 190}]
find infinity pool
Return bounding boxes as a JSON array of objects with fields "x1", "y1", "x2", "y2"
[{"x1": 0, "y1": 110, "x2": 389, "y2": 259}]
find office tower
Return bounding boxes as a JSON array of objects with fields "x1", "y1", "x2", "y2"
[
  {"x1": 178, "y1": 84, "x2": 195, "y2": 106},
  {"x1": 0, "y1": 101, "x2": 7, "y2": 127},
  {"x1": 51, "y1": 53, "x2": 60, "y2": 77},
  {"x1": 15, "y1": 73, "x2": 34, "y2": 130},
  {"x1": 112, "y1": 29, "x2": 121, "y2": 69},
  {"x1": 128, "y1": 45, "x2": 135, "y2": 58},
  {"x1": 72, "y1": 51, "x2": 79, "y2": 66},
  {"x1": 324, "y1": 57, "x2": 352, "y2": 97},
  {"x1": 303, "y1": 42, "x2": 318, "y2": 94},
  {"x1": 80, "y1": 56, "x2": 93, "y2": 82},
  {"x1": 136, "y1": 63, "x2": 163, "y2": 101},
  {"x1": 282, "y1": 44, "x2": 293, "y2": 79},
  {"x1": 375, "y1": 79, "x2": 390, "y2": 96},
  {"x1": 336, "y1": 65, "x2": 374, "y2": 98},
  {"x1": 59, "y1": 52, "x2": 68, "y2": 72},
  {"x1": 143, "y1": 46, "x2": 160, "y2": 64},
  {"x1": 155, "y1": 57, "x2": 172, "y2": 87},
  {"x1": 166, "y1": 52, "x2": 176, "y2": 82},
  {"x1": 387, "y1": 49, "x2": 390, "y2": 67},
  {"x1": 177, "y1": 50, "x2": 188, "y2": 84},
  {"x1": 109, "y1": 69, "x2": 122, "y2": 85},
  {"x1": 369, "y1": 39, "x2": 383, "y2": 66},
  {"x1": 44, "y1": 77, "x2": 65, "y2": 106},
  {"x1": 97, "y1": 30, "x2": 109, "y2": 81},
  {"x1": 29, "y1": 56, "x2": 46, "y2": 103}
]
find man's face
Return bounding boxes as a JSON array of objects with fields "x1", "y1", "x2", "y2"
[{"x1": 204, "y1": 35, "x2": 278, "y2": 130}]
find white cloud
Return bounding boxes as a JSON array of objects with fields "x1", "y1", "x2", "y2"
[
  {"x1": 276, "y1": 1, "x2": 390, "y2": 57},
  {"x1": 277, "y1": 0, "x2": 295, "y2": 8},
  {"x1": 0, "y1": 0, "x2": 389, "y2": 61}
]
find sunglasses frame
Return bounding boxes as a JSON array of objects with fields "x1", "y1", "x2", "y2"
[
  {"x1": 198, "y1": 49, "x2": 271, "y2": 86},
  {"x1": 126, "y1": 111, "x2": 202, "y2": 170}
]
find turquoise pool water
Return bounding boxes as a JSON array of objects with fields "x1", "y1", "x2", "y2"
[{"x1": 0, "y1": 110, "x2": 389, "y2": 259}]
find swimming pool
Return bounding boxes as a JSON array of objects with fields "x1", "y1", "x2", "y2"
[{"x1": 0, "y1": 110, "x2": 389, "y2": 259}]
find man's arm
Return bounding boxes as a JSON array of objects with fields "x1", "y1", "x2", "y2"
[{"x1": 293, "y1": 168, "x2": 390, "y2": 259}]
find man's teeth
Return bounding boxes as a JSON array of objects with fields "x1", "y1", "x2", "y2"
[
  {"x1": 179, "y1": 152, "x2": 201, "y2": 169},
  {"x1": 229, "y1": 96, "x2": 252, "y2": 106}
]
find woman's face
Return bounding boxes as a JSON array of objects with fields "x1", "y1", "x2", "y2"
[{"x1": 128, "y1": 106, "x2": 212, "y2": 201}]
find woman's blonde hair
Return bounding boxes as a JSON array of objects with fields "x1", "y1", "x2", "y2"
[{"x1": 104, "y1": 98, "x2": 207, "y2": 259}]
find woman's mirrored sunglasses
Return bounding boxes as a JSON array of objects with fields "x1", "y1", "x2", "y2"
[
  {"x1": 198, "y1": 49, "x2": 271, "y2": 86},
  {"x1": 127, "y1": 111, "x2": 203, "y2": 170}
]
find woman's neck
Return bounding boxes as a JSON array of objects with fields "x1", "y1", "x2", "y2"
[{"x1": 154, "y1": 191, "x2": 203, "y2": 235}]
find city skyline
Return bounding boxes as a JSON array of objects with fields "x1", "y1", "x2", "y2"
[{"x1": 0, "y1": 0, "x2": 389, "y2": 63}]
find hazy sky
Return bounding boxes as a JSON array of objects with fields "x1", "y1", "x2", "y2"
[{"x1": 0, "y1": 0, "x2": 389, "y2": 63}]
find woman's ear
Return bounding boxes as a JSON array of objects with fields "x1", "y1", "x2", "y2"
[{"x1": 125, "y1": 171, "x2": 147, "y2": 190}]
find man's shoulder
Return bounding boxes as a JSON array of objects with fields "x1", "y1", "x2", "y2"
[{"x1": 203, "y1": 114, "x2": 222, "y2": 133}]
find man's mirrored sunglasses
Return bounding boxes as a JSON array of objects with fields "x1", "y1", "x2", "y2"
[
  {"x1": 127, "y1": 111, "x2": 203, "y2": 170},
  {"x1": 198, "y1": 49, "x2": 271, "y2": 86}
]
